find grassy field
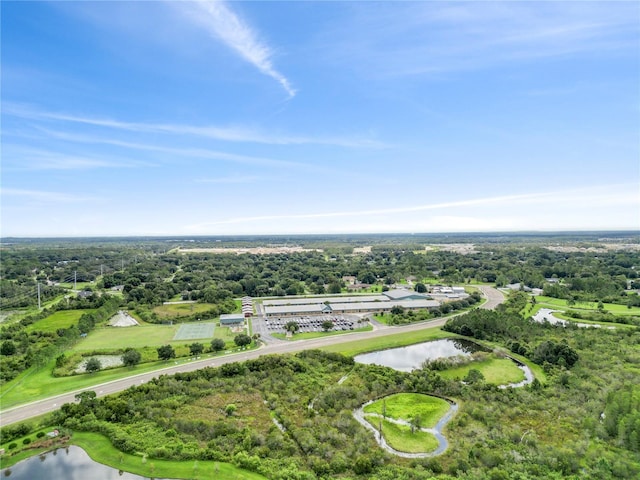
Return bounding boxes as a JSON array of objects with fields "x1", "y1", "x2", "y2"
[
  {"x1": 365, "y1": 417, "x2": 439, "y2": 453},
  {"x1": 57, "y1": 281, "x2": 93, "y2": 290},
  {"x1": 364, "y1": 393, "x2": 450, "y2": 429},
  {"x1": 26, "y1": 309, "x2": 95, "y2": 333},
  {"x1": 152, "y1": 302, "x2": 219, "y2": 319},
  {"x1": 271, "y1": 324, "x2": 373, "y2": 341},
  {"x1": 438, "y1": 356, "x2": 525, "y2": 384},
  {"x1": 320, "y1": 327, "x2": 453, "y2": 357},
  {"x1": 534, "y1": 296, "x2": 640, "y2": 316},
  {"x1": 71, "y1": 320, "x2": 241, "y2": 351}
]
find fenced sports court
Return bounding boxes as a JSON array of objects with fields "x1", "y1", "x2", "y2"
[{"x1": 173, "y1": 322, "x2": 216, "y2": 341}]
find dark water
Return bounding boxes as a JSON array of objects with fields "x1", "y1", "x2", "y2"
[
  {"x1": 354, "y1": 339, "x2": 487, "y2": 372},
  {"x1": 1, "y1": 446, "x2": 156, "y2": 480}
]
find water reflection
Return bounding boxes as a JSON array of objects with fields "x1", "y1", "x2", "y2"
[
  {"x1": 354, "y1": 339, "x2": 487, "y2": 372},
  {"x1": 3, "y1": 446, "x2": 156, "y2": 480}
]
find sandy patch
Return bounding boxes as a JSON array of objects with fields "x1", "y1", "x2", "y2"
[{"x1": 108, "y1": 310, "x2": 139, "y2": 327}]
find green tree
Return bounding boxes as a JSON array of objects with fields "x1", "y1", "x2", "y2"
[
  {"x1": 409, "y1": 414, "x2": 423, "y2": 434},
  {"x1": 234, "y1": 334, "x2": 252, "y2": 348},
  {"x1": 85, "y1": 357, "x2": 102, "y2": 373},
  {"x1": 157, "y1": 344, "x2": 176, "y2": 360},
  {"x1": 415, "y1": 283, "x2": 427, "y2": 293},
  {"x1": 189, "y1": 342, "x2": 204, "y2": 356},
  {"x1": 225, "y1": 403, "x2": 237, "y2": 416},
  {"x1": 285, "y1": 321, "x2": 300, "y2": 333},
  {"x1": 122, "y1": 348, "x2": 141, "y2": 367},
  {"x1": 210, "y1": 338, "x2": 226, "y2": 352},
  {"x1": 321, "y1": 320, "x2": 334, "y2": 331},
  {"x1": 464, "y1": 369, "x2": 485, "y2": 384},
  {"x1": 1, "y1": 340, "x2": 16, "y2": 356}
]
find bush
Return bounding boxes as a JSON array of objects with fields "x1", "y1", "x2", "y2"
[
  {"x1": 36, "y1": 431, "x2": 45, "y2": 438},
  {"x1": 8, "y1": 443, "x2": 17, "y2": 450},
  {"x1": 22, "y1": 437, "x2": 31, "y2": 445}
]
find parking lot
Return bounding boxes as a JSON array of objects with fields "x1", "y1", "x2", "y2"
[{"x1": 265, "y1": 314, "x2": 363, "y2": 334}]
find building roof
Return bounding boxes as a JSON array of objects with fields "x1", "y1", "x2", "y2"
[
  {"x1": 383, "y1": 289, "x2": 427, "y2": 300},
  {"x1": 262, "y1": 295, "x2": 385, "y2": 306}
]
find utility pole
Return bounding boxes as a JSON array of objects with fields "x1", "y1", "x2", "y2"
[
  {"x1": 37, "y1": 283, "x2": 41, "y2": 309},
  {"x1": 121, "y1": 259, "x2": 125, "y2": 270},
  {"x1": 100, "y1": 264, "x2": 104, "y2": 276},
  {"x1": 74, "y1": 271, "x2": 77, "y2": 290}
]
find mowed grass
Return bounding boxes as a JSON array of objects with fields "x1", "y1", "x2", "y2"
[
  {"x1": 152, "y1": 302, "x2": 219, "y2": 318},
  {"x1": 72, "y1": 325, "x2": 183, "y2": 351},
  {"x1": 71, "y1": 320, "x2": 240, "y2": 351},
  {"x1": 71, "y1": 431, "x2": 266, "y2": 480},
  {"x1": 26, "y1": 309, "x2": 95, "y2": 333},
  {"x1": 365, "y1": 417, "x2": 439, "y2": 453},
  {"x1": 320, "y1": 328, "x2": 453, "y2": 357},
  {"x1": 364, "y1": 393, "x2": 450, "y2": 428},
  {"x1": 438, "y1": 356, "x2": 525, "y2": 385},
  {"x1": 535, "y1": 296, "x2": 640, "y2": 316}
]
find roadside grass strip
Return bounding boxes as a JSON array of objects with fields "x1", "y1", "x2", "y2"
[
  {"x1": 173, "y1": 322, "x2": 216, "y2": 341},
  {"x1": 320, "y1": 328, "x2": 452, "y2": 357}
]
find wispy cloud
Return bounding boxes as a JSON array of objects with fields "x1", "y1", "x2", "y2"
[
  {"x1": 2, "y1": 146, "x2": 153, "y2": 171},
  {"x1": 321, "y1": 2, "x2": 639, "y2": 77},
  {"x1": 5, "y1": 104, "x2": 384, "y2": 148},
  {"x1": 196, "y1": 175, "x2": 260, "y2": 185},
  {"x1": 1, "y1": 188, "x2": 99, "y2": 203},
  {"x1": 15, "y1": 127, "x2": 327, "y2": 172},
  {"x1": 185, "y1": 184, "x2": 640, "y2": 230},
  {"x1": 178, "y1": 0, "x2": 295, "y2": 98}
]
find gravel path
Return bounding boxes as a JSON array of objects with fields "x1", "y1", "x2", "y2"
[{"x1": 353, "y1": 398, "x2": 458, "y2": 458}]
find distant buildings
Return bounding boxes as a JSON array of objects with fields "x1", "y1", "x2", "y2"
[{"x1": 261, "y1": 289, "x2": 448, "y2": 318}]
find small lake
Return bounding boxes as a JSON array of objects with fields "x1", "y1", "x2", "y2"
[
  {"x1": 2, "y1": 446, "x2": 156, "y2": 480},
  {"x1": 354, "y1": 339, "x2": 487, "y2": 372}
]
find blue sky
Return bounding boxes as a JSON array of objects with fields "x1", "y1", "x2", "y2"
[{"x1": 2, "y1": 1, "x2": 639, "y2": 237}]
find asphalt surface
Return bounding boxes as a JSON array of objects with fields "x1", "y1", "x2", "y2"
[{"x1": 0, "y1": 286, "x2": 504, "y2": 426}]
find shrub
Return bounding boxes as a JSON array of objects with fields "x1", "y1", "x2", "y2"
[{"x1": 22, "y1": 437, "x2": 31, "y2": 445}]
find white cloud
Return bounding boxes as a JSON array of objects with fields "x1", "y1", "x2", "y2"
[
  {"x1": 195, "y1": 175, "x2": 259, "y2": 184},
  {"x1": 5, "y1": 104, "x2": 384, "y2": 148},
  {"x1": 179, "y1": 0, "x2": 295, "y2": 98},
  {"x1": 1, "y1": 188, "x2": 99, "y2": 203},
  {"x1": 184, "y1": 184, "x2": 640, "y2": 232}
]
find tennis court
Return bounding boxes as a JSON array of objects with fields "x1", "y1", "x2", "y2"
[{"x1": 173, "y1": 322, "x2": 216, "y2": 341}]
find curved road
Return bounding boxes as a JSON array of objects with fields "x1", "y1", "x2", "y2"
[{"x1": 0, "y1": 286, "x2": 503, "y2": 426}]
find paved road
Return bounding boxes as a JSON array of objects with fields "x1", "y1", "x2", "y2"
[{"x1": 0, "y1": 286, "x2": 504, "y2": 426}]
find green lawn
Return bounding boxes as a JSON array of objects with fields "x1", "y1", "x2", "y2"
[
  {"x1": 535, "y1": 296, "x2": 640, "y2": 316},
  {"x1": 70, "y1": 320, "x2": 242, "y2": 351},
  {"x1": 57, "y1": 281, "x2": 93, "y2": 290},
  {"x1": 365, "y1": 417, "x2": 439, "y2": 453},
  {"x1": 72, "y1": 324, "x2": 183, "y2": 351},
  {"x1": 438, "y1": 356, "x2": 525, "y2": 385},
  {"x1": 320, "y1": 328, "x2": 453, "y2": 357},
  {"x1": 26, "y1": 309, "x2": 95, "y2": 333},
  {"x1": 152, "y1": 302, "x2": 219, "y2": 319},
  {"x1": 364, "y1": 393, "x2": 450, "y2": 428}
]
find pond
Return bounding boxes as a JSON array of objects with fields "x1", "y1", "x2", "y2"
[
  {"x1": 2, "y1": 446, "x2": 156, "y2": 480},
  {"x1": 354, "y1": 338, "x2": 488, "y2": 372}
]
